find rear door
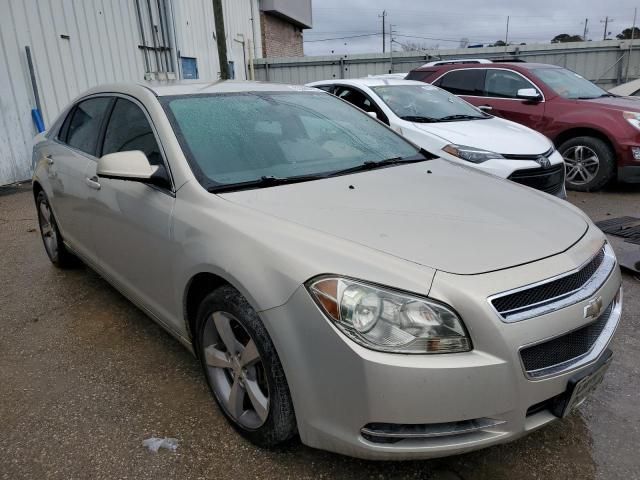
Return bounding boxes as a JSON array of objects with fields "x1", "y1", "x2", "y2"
[
  {"x1": 86, "y1": 96, "x2": 178, "y2": 328},
  {"x1": 46, "y1": 96, "x2": 112, "y2": 259}
]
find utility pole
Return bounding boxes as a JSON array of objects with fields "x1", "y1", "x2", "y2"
[
  {"x1": 601, "y1": 16, "x2": 614, "y2": 40},
  {"x1": 626, "y1": 8, "x2": 638, "y2": 82},
  {"x1": 212, "y1": 0, "x2": 230, "y2": 80},
  {"x1": 389, "y1": 24, "x2": 396, "y2": 73},
  {"x1": 505, "y1": 15, "x2": 510, "y2": 48},
  {"x1": 583, "y1": 18, "x2": 589, "y2": 41},
  {"x1": 379, "y1": 10, "x2": 387, "y2": 53}
]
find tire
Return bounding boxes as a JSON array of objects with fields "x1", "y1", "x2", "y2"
[
  {"x1": 35, "y1": 190, "x2": 79, "y2": 268},
  {"x1": 559, "y1": 136, "x2": 616, "y2": 192},
  {"x1": 195, "y1": 286, "x2": 297, "y2": 447}
]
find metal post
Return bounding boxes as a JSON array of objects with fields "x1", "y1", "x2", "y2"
[
  {"x1": 583, "y1": 18, "x2": 589, "y2": 41},
  {"x1": 339, "y1": 57, "x2": 345, "y2": 79},
  {"x1": 248, "y1": 39, "x2": 255, "y2": 80},
  {"x1": 379, "y1": 10, "x2": 387, "y2": 53},
  {"x1": 145, "y1": 0, "x2": 161, "y2": 73},
  {"x1": 25, "y1": 47, "x2": 42, "y2": 113},
  {"x1": 134, "y1": 0, "x2": 151, "y2": 73}
]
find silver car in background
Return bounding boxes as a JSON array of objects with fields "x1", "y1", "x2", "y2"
[{"x1": 32, "y1": 81, "x2": 622, "y2": 460}]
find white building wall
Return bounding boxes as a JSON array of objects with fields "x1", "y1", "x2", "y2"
[{"x1": 0, "y1": 0, "x2": 261, "y2": 185}]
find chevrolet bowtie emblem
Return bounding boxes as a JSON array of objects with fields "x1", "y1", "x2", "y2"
[{"x1": 584, "y1": 297, "x2": 603, "y2": 319}]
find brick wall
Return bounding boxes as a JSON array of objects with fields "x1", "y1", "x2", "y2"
[{"x1": 260, "y1": 12, "x2": 304, "y2": 57}]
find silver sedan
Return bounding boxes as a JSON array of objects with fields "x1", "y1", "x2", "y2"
[{"x1": 32, "y1": 81, "x2": 622, "y2": 460}]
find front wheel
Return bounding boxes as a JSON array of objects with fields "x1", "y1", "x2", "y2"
[
  {"x1": 560, "y1": 136, "x2": 616, "y2": 192},
  {"x1": 195, "y1": 286, "x2": 297, "y2": 447}
]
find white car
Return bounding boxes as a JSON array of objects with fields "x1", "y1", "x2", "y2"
[
  {"x1": 307, "y1": 78, "x2": 566, "y2": 197},
  {"x1": 609, "y1": 78, "x2": 640, "y2": 98}
]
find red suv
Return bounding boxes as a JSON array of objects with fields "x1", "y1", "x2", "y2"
[{"x1": 407, "y1": 60, "x2": 640, "y2": 191}]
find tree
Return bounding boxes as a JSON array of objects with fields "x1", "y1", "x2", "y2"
[
  {"x1": 398, "y1": 41, "x2": 429, "y2": 52},
  {"x1": 551, "y1": 33, "x2": 583, "y2": 43},
  {"x1": 617, "y1": 27, "x2": 640, "y2": 39},
  {"x1": 492, "y1": 40, "x2": 506, "y2": 47},
  {"x1": 459, "y1": 37, "x2": 470, "y2": 48}
]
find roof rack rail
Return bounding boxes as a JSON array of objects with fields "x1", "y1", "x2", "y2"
[
  {"x1": 489, "y1": 57, "x2": 527, "y2": 63},
  {"x1": 420, "y1": 58, "x2": 493, "y2": 67}
]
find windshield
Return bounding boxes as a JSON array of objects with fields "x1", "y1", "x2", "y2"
[
  {"x1": 370, "y1": 84, "x2": 488, "y2": 121},
  {"x1": 532, "y1": 68, "x2": 608, "y2": 99},
  {"x1": 163, "y1": 92, "x2": 419, "y2": 189}
]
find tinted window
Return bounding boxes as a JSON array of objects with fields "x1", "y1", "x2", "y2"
[
  {"x1": 484, "y1": 69, "x2": 537, "y2": 98},
  {"x1": 66, "y1": 97, "x2": 112, "y2": 155},
  {"x1": 633, "y1": 89, "x2": 640, "y2": 97},
  {"x1": 335, "y1": 87, "x2": 376, "y2": 112},
  {"x1": 163, "y1": 92, "x2": 418, "y2": 187},
  {"x1": 313, "y1": 85, "x2": 335, "y2": 93},
  {"x1": 435, "y1": 69, "x2": 485, "y2": 96},
  {"x1": 102, "y1": 99, "x2": 162, "y2": 165}
]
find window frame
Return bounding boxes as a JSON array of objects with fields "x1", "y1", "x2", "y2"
[
  {"x1": 55, "y1": 96, "x2": 115, "y2": 157},
  {"x1": 432, "y1": 67, "x2": 546, "y2": 102},
  {"x1": 99, "y1": 94, "x2": 175, "y2": 194},
  {"x1": 432, "y1": 68, "x2": 486, "y2": 97},
  {"x1": 331, "y1": 84, "x2": 390, "y2": 125},
  {"x1": 483, "y1": 68, "x2": 542, "y2": 100}
]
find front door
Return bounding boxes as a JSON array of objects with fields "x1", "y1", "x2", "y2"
[{"x1": 86, "y1": 96, "x2": 178, "y2": 328}]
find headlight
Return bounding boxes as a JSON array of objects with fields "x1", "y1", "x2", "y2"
[
  {"x1": 623, "y1": 111, "x2": 640, "y2": 130},
  {"x1": 306, "y1": 276, "x2": 471, "y2": 354},
  {"x1": 442, "y1": 144, "x2": 504, "y2": 164}
]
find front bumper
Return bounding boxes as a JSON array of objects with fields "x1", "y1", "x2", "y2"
[
  {"x1": 618, "y1": 165, "x2": 640, "y2": 183},
  {"x1": 260, "y1": 232, "x2": 622, "y2": 460}
]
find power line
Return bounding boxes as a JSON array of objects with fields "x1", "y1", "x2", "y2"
[{"x1": 304, "y1": 33, "x2": 382, "y2": 43}]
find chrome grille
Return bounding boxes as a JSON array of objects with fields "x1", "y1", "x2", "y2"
[
  {"x1": 492, "y1": 248, "x2": 605, "y2": 314},
  {"x1": 520, "y1": 302, "x2": 613, "y2": 373}
]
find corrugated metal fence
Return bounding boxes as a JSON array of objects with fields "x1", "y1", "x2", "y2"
[{"x1": 253, "y1": 39, "x2": 640, "y2": 88}]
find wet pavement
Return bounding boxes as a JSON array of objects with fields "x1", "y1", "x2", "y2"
[{"x1": 1, "y1": 184, "x2": 639, "y2": 480}]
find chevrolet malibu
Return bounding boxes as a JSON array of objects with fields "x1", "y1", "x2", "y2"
[{"x1": 32, "y1": 81, "x2": 622, "y2": 460}]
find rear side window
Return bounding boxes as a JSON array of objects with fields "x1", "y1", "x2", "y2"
[
  {"x1": 405, "y1": 70, "x2": 437, "y2": 82},
  {"x1": 65, "y1": 97, "x2": 112, "y2": 155},
  {"x1": 434, "y1": 69, "x2": 485, "y2": 96},
  {"x1": 102, "y1": 99, "x2": 162, "y2": 165},
  {"x1": 484, "y1": 69, "x2": 538, "y2": 98}
]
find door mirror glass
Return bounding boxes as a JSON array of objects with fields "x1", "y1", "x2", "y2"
[
  {"x1": 366, "y1": 110, "x2": 378, "y2": 118},
  {"x1": 97, "y1": 151, "x2": 158, "y2": 180},
  {"x1": 516, "y1": 88, "x2": 542, "y2": 101}
]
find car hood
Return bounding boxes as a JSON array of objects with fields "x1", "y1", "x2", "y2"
[
  {"x1": 580, "y1": 95, "x2": 640, "y2": 111},
  {"x1": 410, "y1": 117, "x2": 551, "y2": 155},
  {"x1": 220, "y1": 160, "x2": 588, "y2": 275}
]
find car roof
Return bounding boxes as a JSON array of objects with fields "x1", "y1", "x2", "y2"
[
  {"x1": 307, "y1": 78, "x2": 428, "y2": 88},
  {"x1": 414, "y1": 62, "x2": 561, "y2": 72},
  {"x1": 82, "y1": 80, "x2": 317, "y2": 98}
]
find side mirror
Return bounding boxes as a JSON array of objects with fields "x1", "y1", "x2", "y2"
[
  {"x1": 516, "y1": 88, "x2": 542, "y2": 101},
  {"x1": 97, "y1": 151, "x2": 171, "y2": 189},
  {"x1": 365, "y1": 110, "x2": 378, "y2": 118}
]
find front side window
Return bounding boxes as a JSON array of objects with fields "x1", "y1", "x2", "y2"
[
  {"x1": 371, "y1": 85, "x2": 487, "y2": 121},
  {"x1": 435, "y1": 69, "x2": 485, "y2": 96},
  {"x1": 335, "y1": 87, "x2": 376, "y2": 112},
  {"x1": 484, "y1": 69, "x2": 539, "y2": 99},
  {"x1": 102, "y1": 99, "x2": 162, "y2": 165},
  {"x1": 532, "y1": 68, "x2": 607, "y2": 99},
  {"x1": 65, "y1": 97, "x2": 112, "y2": 155},
  {"x1": 162, "y1": 92, "x2": 419, "y2": 188}
]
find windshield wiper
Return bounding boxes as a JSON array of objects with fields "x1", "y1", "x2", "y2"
[
  {"x1": 207, "y1": 174, "x2": 326, "y2": 193},
  {"x1": 327, "y1": 153, "x2": 430, "y2": 177},
  {"x1": 437, "y1": 114, "x2": 486, "y2": 121},
  {"x1": 400, "y1": 115, "x2": 439, "y2": 123}
]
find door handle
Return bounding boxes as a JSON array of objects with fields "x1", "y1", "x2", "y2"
[
  {"x1": 478, "y1": 105, "x2": 493, "y2": 112},
  {"x1": 45, "y1": 154, "x2": 54, "y2": 165},
  {"x1": 85, "y1": 176, "x2": 101, "y2": 190}
]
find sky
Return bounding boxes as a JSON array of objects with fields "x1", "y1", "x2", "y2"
[{"x1": 303, "y1": 0, "x2": 640, "y2": 56}]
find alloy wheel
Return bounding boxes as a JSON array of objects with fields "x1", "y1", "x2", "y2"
[
  {"x1": 563, "y1": 145, "x2": 600, "y2": 185},
  {"x1": 202, "y1": 311, "x2": 270, "y2": 429},
  {"x1": 38, "y1": 199, "x2": 58, "y2": 259}
]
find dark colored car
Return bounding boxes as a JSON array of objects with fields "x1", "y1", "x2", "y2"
[{"x1": 407, "y1": 61, "x2": 640, "y2": 191}]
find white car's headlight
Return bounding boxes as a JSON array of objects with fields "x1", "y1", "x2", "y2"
[
  {"x1": 442, "y1": 144, "x2": 504, "y2": 164},
  {"x1": 307, "y1": 276, "x2": 471, "y2": 354},
  {"x1": 623, "y1": 111, "x2": 640, "y2": 130}
]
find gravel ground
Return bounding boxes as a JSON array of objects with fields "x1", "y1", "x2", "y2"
[{"x1": 1, "y1": 184, "x2": 639, "y2": 480}]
